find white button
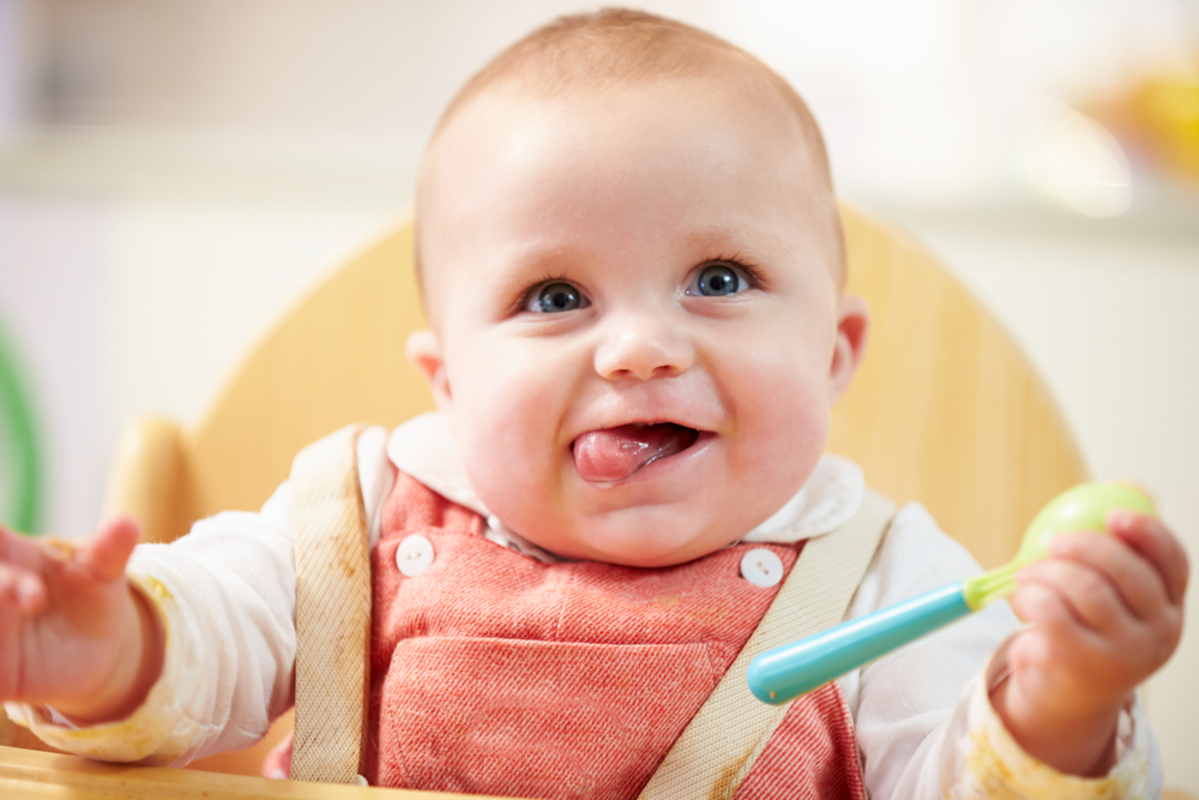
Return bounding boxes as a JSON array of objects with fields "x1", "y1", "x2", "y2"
[
  {"x1": 740, "y1": 548, "x2": 784, "y2": 588},
  {"x1": 396, "y1": 535, "x2": 435, "y2": 578}
]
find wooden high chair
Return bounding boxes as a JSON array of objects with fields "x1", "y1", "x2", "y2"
[{"x1": 8, "y1": 204, "x2": 1167, "y2": 799}]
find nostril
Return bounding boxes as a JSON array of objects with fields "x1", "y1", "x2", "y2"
[
  {"x1": 595, "y1": 328, "x2": 694, "y2": 381},
  {"x1": 656, "y1": 362, "x2": 686, "y2": 377}
]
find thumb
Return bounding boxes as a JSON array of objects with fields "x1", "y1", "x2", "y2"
[
  {"x1": 84, "y1": 516, "x2": 142, "y2": 583},
  {"x1": 262, "y1": 729, "x2": 294, "y2": 779}
]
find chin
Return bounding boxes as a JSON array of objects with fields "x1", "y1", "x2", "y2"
[
  {"x1": 576, "y1": 521, "x2": 731, "y2": 569},
  {"x1": 587, "y1": 549, "x2": 690, "y2": 569},
  {"x1": 511, "y1": 499, "x2": 753, "y2": 568}
]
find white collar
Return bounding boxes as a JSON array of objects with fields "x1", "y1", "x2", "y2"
[{"x1": 388, "y1": 412, "x2": 865, "y2": 562}]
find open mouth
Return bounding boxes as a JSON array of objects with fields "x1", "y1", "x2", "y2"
[{"x1": 572, "y1": 422, "x2": 701, "y2": 484}]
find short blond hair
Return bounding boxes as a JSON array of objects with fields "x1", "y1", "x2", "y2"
[{"x1": 416, "y1": 8, "x2": 844, "y2": 299}]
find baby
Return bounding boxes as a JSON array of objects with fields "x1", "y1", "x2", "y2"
[{"x1": 0, "y1": 9, "x2": 1188, "y2": 799}]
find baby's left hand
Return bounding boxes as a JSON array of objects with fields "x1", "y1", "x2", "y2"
[{"x1": 993, "y1": 510, "x2": 1188, "y2": 777}]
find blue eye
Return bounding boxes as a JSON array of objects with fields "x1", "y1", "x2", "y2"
[
  {"x1": 527, "y1": 282, "x2": 586, "y2": 313},
  {"x1": 690, "y1": 264, "x2": 746, "y2": 297}
]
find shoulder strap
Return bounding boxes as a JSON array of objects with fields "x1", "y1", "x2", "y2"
[
  {"x1": 639, "y1": 489, "x2": 896, "y2": 800},
  {"x1": 289, "y1": 422, "x2": 372, "y2": 785}
]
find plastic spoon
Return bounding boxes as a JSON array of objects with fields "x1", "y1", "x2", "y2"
[{"x1": 746, "y1": 482, "x2": 1156, "y2": 705}]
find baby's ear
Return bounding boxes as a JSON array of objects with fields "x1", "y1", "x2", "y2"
[
  {"x1": 406, "y1": 329, "x2": 452, "y2": 411},
  {"x1": 829, "y1": 294, "x2": 869, "y2": 401}
]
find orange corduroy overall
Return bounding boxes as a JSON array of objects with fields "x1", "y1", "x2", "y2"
[{"x1": 365, "y1": 472, "x2": 868, "y2": 800}]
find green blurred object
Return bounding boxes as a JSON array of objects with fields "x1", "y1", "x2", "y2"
[{"x1": 0, "y1": 317, "x2": 42, "y2": 534}]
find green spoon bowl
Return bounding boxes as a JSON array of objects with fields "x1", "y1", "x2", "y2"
[{"x1": 963, "y1": 482, "x2": 1156, "y2": 610}]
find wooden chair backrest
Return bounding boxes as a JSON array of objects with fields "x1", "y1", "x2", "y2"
[{"x1": 830, "y1": 207, "x2": 1087, "y2": 567}]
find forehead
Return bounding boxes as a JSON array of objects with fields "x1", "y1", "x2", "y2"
[
  {"x1": 417, "y1": 76, "x2": 839, "y2": 316},
  {"x1": 452, "y1": 83, "x2": 803, "y2": 192},
  {"x1": 433, "y1": 70, "x2": 810, "y2": 173}
]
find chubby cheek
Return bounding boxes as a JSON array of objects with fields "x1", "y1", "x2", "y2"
[
  {"x1": 722, "y1": 342, "x2": 832, "y2": 513},
  {"x1": 445, "y1": 338, "x2": 576, "y2": 517}
]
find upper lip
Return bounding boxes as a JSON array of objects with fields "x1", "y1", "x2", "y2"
[
  {"x1": 569, "y1": 417, "x2": 713, "y2": 444},
  {"x1": 568, "y1": 385, "x2": 722, "y2": 442}
]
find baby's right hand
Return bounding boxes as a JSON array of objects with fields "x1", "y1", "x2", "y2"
[{"x1": 0, "y1": 517, "x2": 163, "y2": 724}]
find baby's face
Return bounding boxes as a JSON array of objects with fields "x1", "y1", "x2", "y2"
[{"x1": 410, "y1": 77, "x2": 865, "y2": 567}]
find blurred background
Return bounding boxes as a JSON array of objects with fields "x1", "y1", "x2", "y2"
[{"x1": 0, "y1": 0, "x2": 1196, "y2": 791}]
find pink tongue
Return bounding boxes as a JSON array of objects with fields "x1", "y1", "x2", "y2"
[{"x1": 573, "y1": 423, "x2": 697, "y2": 483}]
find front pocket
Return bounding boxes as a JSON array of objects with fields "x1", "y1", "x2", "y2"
[{"x1": 372, "y1": 636, "x2": 723, "y2": 799}]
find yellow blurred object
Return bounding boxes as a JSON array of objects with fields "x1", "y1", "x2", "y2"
[{"x1": 1098, "y1": 71, "x2": 1199, "y2": 181}]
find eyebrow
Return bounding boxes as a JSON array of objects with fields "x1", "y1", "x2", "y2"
[
  {"x1": 476, "y1": 241, "x2": 591, "y2": 317},
  {"x1": 483, "y1": 241, "x2": 588, "y2": 283},
  {"x1": 480, "y1": 223, "x2": 803, "y2": 293},
  {"x1": 685, "y1": 225, "x2": 799, "y2": 265}
]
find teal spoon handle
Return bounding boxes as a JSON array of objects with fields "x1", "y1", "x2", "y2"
[{"x1": 746, "y1": 582, "x2": 971, "y2": 705}]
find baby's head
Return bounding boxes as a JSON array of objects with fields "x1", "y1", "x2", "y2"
[{"x1": 407, "y1": 9, "x2": 868, "y2": 567}]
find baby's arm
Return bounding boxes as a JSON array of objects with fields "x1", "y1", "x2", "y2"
[
  {"x1": 850, "y1": 504, "x2": 1167, "y2": 798},
  {"x1": 4, "y1": 426, "x2": 393, "y2": 766},
  {"x1": 0, "y1": 517, "x2": 164, "y2": 724},
  {"x1": 2, "y1": 504, "x2": 298, "y2": 765},
  {"x1": 995, "y1": 511, "x2": 1188, "y2": 775}
]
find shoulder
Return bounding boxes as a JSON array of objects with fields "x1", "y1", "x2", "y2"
[
  {"x1": 853, "y1": 500, "x2": 987, "y2": 617},
  {"x1": 384, "y1": 412, "x2": 488, "y2": 517}
]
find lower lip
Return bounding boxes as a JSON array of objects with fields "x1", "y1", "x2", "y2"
[{"x1": 577, "y1": 430, "x2": 717, "y2": 489}]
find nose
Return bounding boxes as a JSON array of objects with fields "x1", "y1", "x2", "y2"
[{"x1": 593, "y1": 313, "x2": 695, "y2": 381}]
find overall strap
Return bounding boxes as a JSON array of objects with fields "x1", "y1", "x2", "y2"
[
  {"x1": 289, "y1": 422, "x2": 372, "y2": 785},
  {"x1": 639, "y1": 489, "x2": 896, "y2": 800}
]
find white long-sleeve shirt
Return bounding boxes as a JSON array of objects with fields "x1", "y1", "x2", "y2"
[{"x1": 7, "y1": 413, "x2": 1161, "y2": 798}]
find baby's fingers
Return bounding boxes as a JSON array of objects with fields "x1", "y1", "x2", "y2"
[
  {"x1": 1017, "y1": 556, "x2": 1128, "y2": 635},
  {"x1": 83, "y1": 517, "x2": 141, "y2": 584},
  {"x1": 1047, "y1": 532, "x2": 1168, "y2": 622},
  {"x1": 0, "y1": 523, "x2": 50, "y2": 572},
  {"x1": 1106, "y1": 512, "x2": 1189, "y2": 607},
  {"x1": 0, "y1": 526, "x2": 49, "y2": 613},
  {"x1": 0, "y1": 561, "x2": 45, "y2": 614},
  {"x1": 1008, "y1": 579, "x2": 1097, "y2": 655}
]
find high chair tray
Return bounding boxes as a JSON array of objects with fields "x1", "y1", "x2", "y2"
[{"x1": 0, "y1": 744, "x2": 507, "y2": 799}]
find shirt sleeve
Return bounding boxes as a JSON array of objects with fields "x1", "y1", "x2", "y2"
[
  {"x1": 843, "y1": 502, "x2": 1162, "y2": 799},
  {"x1": 3, "y1": 425, "x2": 394, "y2": 766}
]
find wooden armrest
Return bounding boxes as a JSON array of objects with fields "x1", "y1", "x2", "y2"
[
  {"x1": 0, "y1": 744, "x2": 506, "y2": 799},
  {"x1": 100, "y1": 417, "x2": 193, "y2": 544}
]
